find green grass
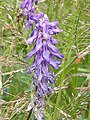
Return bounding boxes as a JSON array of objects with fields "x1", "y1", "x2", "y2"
[{"x1": 0, "y1": 0, "x2": 90, "y2": 120}]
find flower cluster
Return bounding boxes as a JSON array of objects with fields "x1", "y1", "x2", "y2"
[
  {"x1": 21, "y1": 0, "x2": 42, "y2": 30},
  {"x1": 20, "y1": 0, "x2": 64, "y2": 118},
  {"x1": 26, "y1": 14, "x2": 64, "y2": 97}
]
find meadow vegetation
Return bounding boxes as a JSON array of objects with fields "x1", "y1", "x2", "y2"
[{"x1": 0, "y1": 0, "x2": 90, "y2": 119}]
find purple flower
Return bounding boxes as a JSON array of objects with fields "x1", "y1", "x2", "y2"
[
  {"x1": 20, "y1": 0, "x2": 64, "y2": 118},
  {"x1": 26, "y1": 14, "x2": 64, "y2": 98},
  {"x1": 21, "y1": 0, "x2": 38, "y2": 10},
  {"x1": 21, "y1": 0, "x2": 42, "y2": 30}
]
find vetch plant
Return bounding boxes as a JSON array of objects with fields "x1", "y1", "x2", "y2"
[{"x1": 20, "y1": 0, "x2": 64, "y2": 119}]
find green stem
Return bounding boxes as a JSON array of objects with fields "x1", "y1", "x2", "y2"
[{"x1": 27, "y1": 108, "x2": 33, "y2": 120}]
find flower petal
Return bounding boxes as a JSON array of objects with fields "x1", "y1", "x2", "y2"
[
  {"x1": 51, "y1": 51, "x2": 64, "y2": 59},
  {"x1": 26, "y1": 31, "x2": 37, "y2": 44},
  {"x1": 49, "y1": 27, "x2": 63, "y2": 34},
  {"x1": 51, "y1": 38, "x2": 58, "y2": 44},
  {"x1": 26, "y1": 50, "x2": 36, "y2": 59},
  {"x1": 41, "y1": 61, "x2": 48, "y2": 76},
  {"x1": 28, "y1": 0, "x2": 32, "y2": 10},
  {"x1": 43, "y1": 49, "x2": 50, "y2": 62},
  {"x1": 35, "y1": 40, "x2": 43, "y2": 52},
  {"x1": 36, "y1": 50, "x2": 43, "y2": 66},
  {"x1": 49, "y1": 59, "x2": 61, "y2": 69},
  {"x1": 35, "y1": 67, "x2": 43, "y2": 81},
  {"x1": 47, "y1": 21, "x2": 59, "y2": 27},
  {"x1": 47, "y1": 42, "x2": 59, "y2": 53},
  {"x1": 48, "y1": 72, "x2": 55, "y2": 84},
  {"x1": 20, "y1": 0, "x2": 28, "y2": 9},
  {"x1": 26, "y1": 22, "x2": 32, "y2": 30},
  {"x1": 26, "y1": 40, "x2": 42, "y2": 59}
]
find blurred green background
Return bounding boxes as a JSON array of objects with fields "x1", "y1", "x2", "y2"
[{"x1": 0, "y1": 0, "x2": 90, "y2": 120}]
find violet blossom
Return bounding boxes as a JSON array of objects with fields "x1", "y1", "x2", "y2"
[
  {"x1": 21, "y1": 0, "x2": 40, "y2": 30},
  {"x1": 20, "y1": 0, "x2": 64, "y2": 119},
  {"x1": 26, "y1": 14, "x2": 64, "y2": 97}
]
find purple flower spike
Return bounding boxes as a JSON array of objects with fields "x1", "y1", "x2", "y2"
[
  {"x1": 25, "y1": 8, "x2": 64, "y2": 98},
  {"x1": 20, "y1": 0, "x2": 64, "y2": 118}
]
